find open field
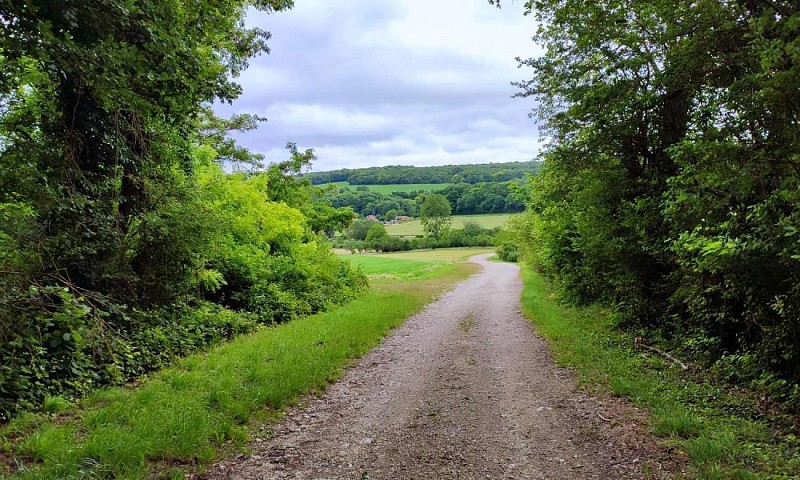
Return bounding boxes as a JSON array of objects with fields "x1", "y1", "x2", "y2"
[
  {"x1": 0, "y1": 251, "x2": 482, "y2": 479},
  {"x1": 341, "y1": 248, "x2": 493, "y2": 282},
  {"x1": 326, "y1": 182, "x2": 451, "y2": 194},
  {"x1": 385, "y1": 213, "x2": 514, "y2": 236}
]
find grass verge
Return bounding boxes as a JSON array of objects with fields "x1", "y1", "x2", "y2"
[
  {"x1": 0, "y1": 252, "x2": 481, "y2": 479},
  {"x1": 519, "y1": 266, "x2": 799, "y2": 479}
]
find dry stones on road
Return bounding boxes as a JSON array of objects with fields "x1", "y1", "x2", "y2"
[{"x1": 208, "y1": 254, "x2": 675, "y2": 479}]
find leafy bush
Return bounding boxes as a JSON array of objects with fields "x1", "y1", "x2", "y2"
[
  {"x1": 0, "y1": 291, "x2": 258, "y2": 420},
  {"x1": 495, "y1": 230, "x2": 520, "y2": 262},
  {"x1": 345, "y1": 218, "x2": 380, "y2": 241},
  {"x1": 373, "y1": 236, "x2": 411, "y2": 252},
  {"x1": 0, "y1": 141, "x2": 366, "y2": 423},
  {"x1": 510, "y1": 0, "x2": 800, "y2": 402}
]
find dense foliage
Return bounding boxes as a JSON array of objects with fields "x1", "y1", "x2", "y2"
[
  {"x1": 508, "y1": 0, "x2": 800, "y2": 403},
  {"x1": 304, "y1": 161, "x2": 540, "y2": 185},
  {"x1": 323, "y1": 187, "x2": 419, "y2": 219},
  {"x1": 321, "y1": 180, "x2": 524, "y2": 219},
  {"x1": 335, "y1": 192, "x2": 499, "y2": 253},
  {"x1": 436, "y1": 181, "x2": 525, "y2": 215},
  {"x1": 336, "y1": 220, "x2": 498, "y2": 253},
  {"x1": 0, "y1": 0, "x2": 365, "y2": 420}
]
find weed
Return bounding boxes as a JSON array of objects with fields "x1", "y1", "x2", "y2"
[
  {"x1": 459, "y1": 314, "x2": 476, "y2": 333},
  {"x1": 40, "y1": 397, "x2": 72, "y2": 415},
  {"x1": 652, "y1": 405, "x2": 702, "y2": 438},
  {"x1": 684, "y1": 431, "x2": 738, "y2": 465}
]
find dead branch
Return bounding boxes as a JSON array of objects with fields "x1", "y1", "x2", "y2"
[{"x1": 634, "y1": 336, "x2": 689, "y2": 370}]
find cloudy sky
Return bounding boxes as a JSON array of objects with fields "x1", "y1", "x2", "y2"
[{"x1": 214, "y1": 0, "x2": 542, "y2": 172}]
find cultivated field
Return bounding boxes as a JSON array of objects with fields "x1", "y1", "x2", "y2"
[
  {"x1": 384, "y1": 213, "x2": 514, "y2": 236},
  {"x1": 326, "y1": 182, "x2": 451, "y2": 194}
]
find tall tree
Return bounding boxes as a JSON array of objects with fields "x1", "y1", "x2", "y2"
[
  {"x1": 0, "y1": 0, "x2": 375, "y2": 420},
  {"x1": 0, "y1": 0, "x2": 292, "y2": 303},
  {"x1": 420, "y1": 194, "x2": 452, "y2": 240},
  {"x1": 509, "y1": 0, "x2": 800, "y2": 382}
]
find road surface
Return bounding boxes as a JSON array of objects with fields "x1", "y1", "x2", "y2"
[{"x1": 209, "y1": 254, "x2": 673, "y2": 479}]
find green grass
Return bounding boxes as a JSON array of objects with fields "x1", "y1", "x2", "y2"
[
  {"x1": 344, "y1": 256, "x2": 439, "y2": 278},
  {"x1": 327, "y1": 182, "x2": 451, "y2": 194},
  {"x1": 385, "y1": 213, "x2": 513, "y2": 237},
  {"x1": 340, "y1": 247, "x2": 492, "y2": 282},
  {"x1": 519, "y1": 266, "x2": 800, "y2": 479},
  {"x1": 0, "y1": 251, "x2": 480, "y2": 479},
  {"x1": 371, "y1": 248, "x2": 493, "y2": 262},
  {"x1": 40, "y1": 397, "x2": 71, "y2": 415}
]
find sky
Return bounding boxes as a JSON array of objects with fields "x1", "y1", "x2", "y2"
[{"x1": 214, "y1": 0, "x2": 542, "y2": 172}]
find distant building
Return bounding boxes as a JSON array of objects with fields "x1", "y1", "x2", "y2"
[{"x1": 366, "y1": 215, "x2": 378, "y2": 221}]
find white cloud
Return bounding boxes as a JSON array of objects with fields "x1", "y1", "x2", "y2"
[
  {"x1": 379, "y1": 0, "x2": 535, "y2": 66},
  {"x1": 267, "y1": 103, "x2": 394, "y2": 136},
  {"x1": 215, "y1": 0, "x2": 543, "y2": 171}
]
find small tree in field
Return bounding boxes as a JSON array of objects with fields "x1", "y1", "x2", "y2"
[
  {"x1": 347, "y1": 218, "x2": 378, "y2": 241},
  {"x1": 384, "y1": 209, "x2": 399, "y2": 222},
  {"x1": 365, "y1": 223, "x2": 389, "y2": 251},
  {"x1": 420, "y1": 194, "x2": 452, "y2": 240}
]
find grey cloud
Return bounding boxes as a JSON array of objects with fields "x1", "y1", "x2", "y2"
[{"x1": 216, "y1": 0, "x2": 540, "y2": 171}]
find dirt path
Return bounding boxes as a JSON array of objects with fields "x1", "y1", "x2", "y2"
[{"x1": 209, "y1": 254, "x2": 675, "y2": 479}]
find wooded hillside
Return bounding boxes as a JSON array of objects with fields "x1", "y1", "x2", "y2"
[
  {"x1": 304, "y1": 161, "x2": 540, "y2": 185},
  {"x1": 320, "y1": 181, "x2": 525, "y2": 218}
]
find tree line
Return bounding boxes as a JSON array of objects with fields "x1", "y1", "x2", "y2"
[
  {"x1": 304, "y1": 161, "x2": 540, "y2": 185},
  {"x1": 505, "y1": 0, "x2": 800, "y2": 407},
  {"x1": 334, "y1": 195, "x2": 500, "y2": 253},
  {"x1": 0, "y1": 0, "x2": 362, "y2": 420},
  {"x1": 320, "y1": 181, "x2": 525, "y2": 220}
]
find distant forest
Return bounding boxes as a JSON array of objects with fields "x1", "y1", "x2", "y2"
[
  {"x1": 321, "y1": 181, "x2": 525, "y2": 219},
  {"x1": 304, "y1": 161, "x2": 541, "y2": 185}
]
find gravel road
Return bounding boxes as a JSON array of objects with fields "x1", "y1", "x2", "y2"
[{"x1": 208, "y1": 254, "x2": 676, "y2": 479}]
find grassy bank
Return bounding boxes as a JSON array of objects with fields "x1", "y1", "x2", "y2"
[
  {"x1": 0, "y1": 250, "x2": 482, "y2": 479},
  {"x1": 519, "y1": 266, "x2": 799, "y2": 479}
]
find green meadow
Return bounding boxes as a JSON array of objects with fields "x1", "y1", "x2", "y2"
[
  {"x1": 0, "y1": 249, "x2": 485, "y2": 479},
  {"x1": 385, "y1": 213, "x2": 513, "y2": 236},
  {"x1": 342, "y1": 248, "x2": 493, "y2": 281}
]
